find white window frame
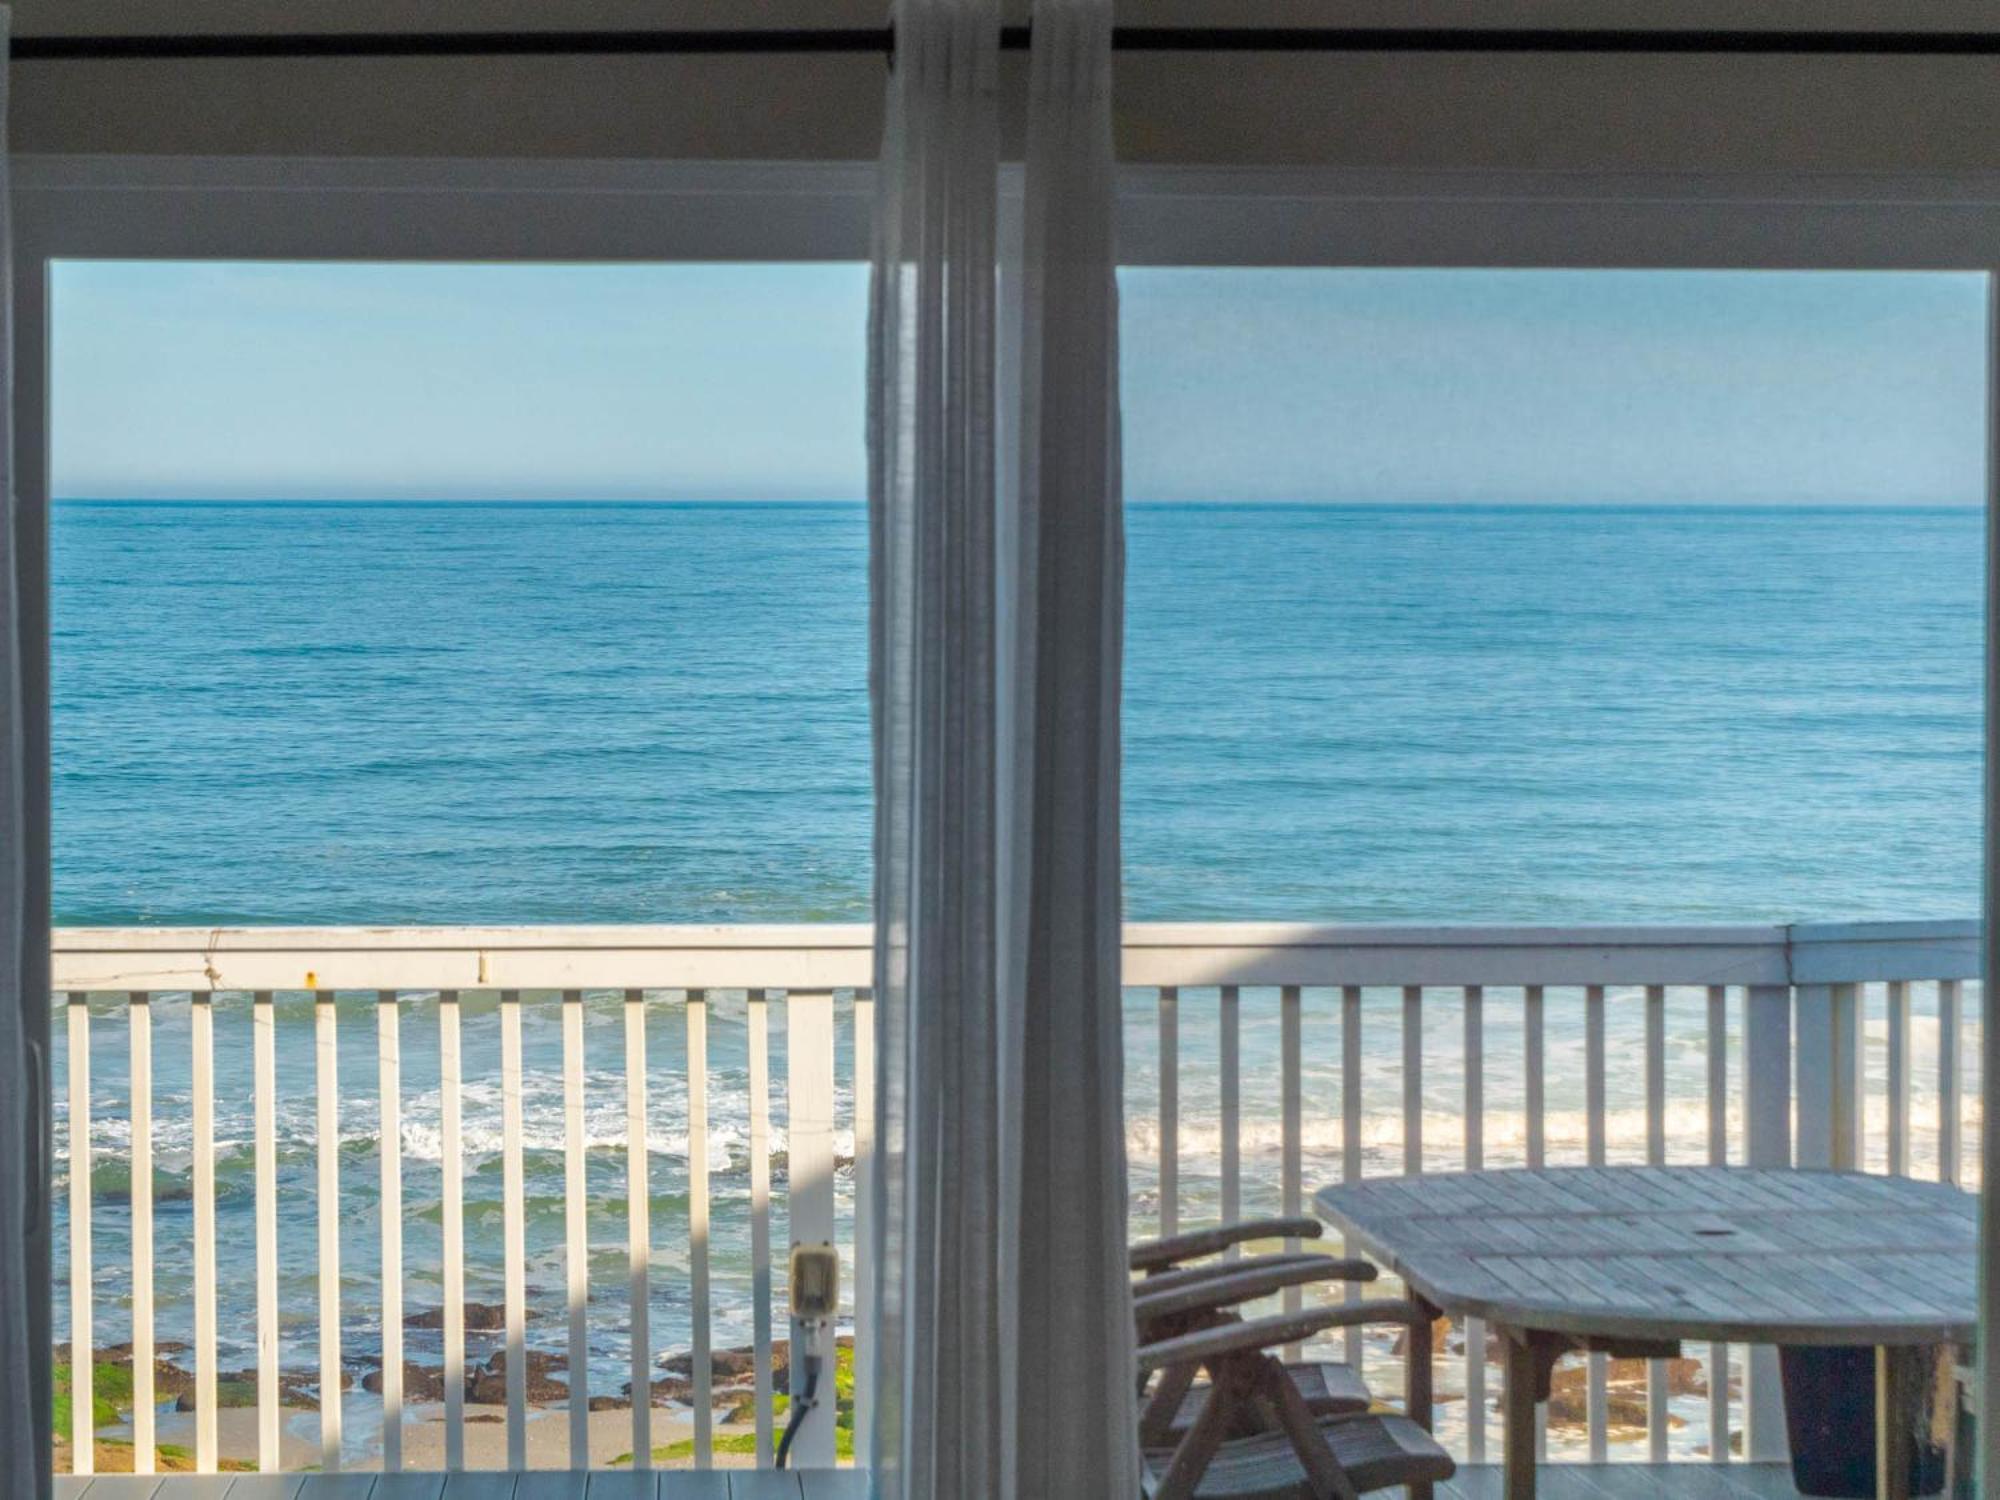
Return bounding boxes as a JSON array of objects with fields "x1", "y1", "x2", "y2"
[{"x1": 13, "y1": 151, "x2": 2000, "y2": 1484}]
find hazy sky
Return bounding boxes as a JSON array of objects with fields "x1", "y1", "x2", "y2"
[{"x1": 51, "y1": 261, "x2": 1989, "y2": 505}]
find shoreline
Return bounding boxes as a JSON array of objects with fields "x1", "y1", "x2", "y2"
[{"x1": 54, "y1": 1329, "x2": 855, "y2": 1473}]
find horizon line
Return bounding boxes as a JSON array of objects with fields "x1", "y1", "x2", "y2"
[{"x1": 51, "y1": 496, "x2": 1987, "y2": 511}]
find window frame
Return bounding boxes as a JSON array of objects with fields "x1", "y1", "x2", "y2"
[{"x1": 12, "y1": 151, "x2": 2000, "y2": 1485}]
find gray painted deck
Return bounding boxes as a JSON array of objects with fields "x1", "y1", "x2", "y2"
[
  {"x1": 1436, "y1": 1466, "x2": 1805, "y2": 1498},
  {"x1": 55, "y1": 1468, "x2": 1808, "y2": 1499}
]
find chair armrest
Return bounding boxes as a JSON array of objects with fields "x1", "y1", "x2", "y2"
[
  {"x1": 1133, "y1": 1250, "x2": 1364, "y2": 1298},
  {"x1": 1136, "y1": 1298, "x2": 1431, "y2": 1375},
  {"x1": 1130, "y1": 1216, "x2": 1323, "y2": 1273},
  {"x1": 1133, "y1": 1255, "x2": 1378, "y2": 1322}
]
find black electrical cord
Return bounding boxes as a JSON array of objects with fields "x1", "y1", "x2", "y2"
[{"x1": 774, "y1": 1351, "x2": 822, "y2": 1469}]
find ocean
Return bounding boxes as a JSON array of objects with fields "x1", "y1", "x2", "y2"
[{"x1": 47, "y1": 499, "x2": 1986, "y2": 1461}]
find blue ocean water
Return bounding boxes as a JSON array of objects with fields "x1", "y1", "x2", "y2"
[
  {"x1": 46, "y1": 500, "x2": 1986, "y2": 1461},
  {"x1": 53, "y1": 500, "x2": 1984, "y2": 927}
]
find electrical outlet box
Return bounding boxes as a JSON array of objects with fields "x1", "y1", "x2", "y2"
[{"x1": 790, "y1": 1241, "x2": 839, "y2": 1320}]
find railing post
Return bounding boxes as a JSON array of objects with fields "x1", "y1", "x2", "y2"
[
  {"x1": 687, "y1": 990, "x2": 713, "y2": 1468},
  {"x1": 1794, "y1": 981, "x2": 1862, "y2": 1171},
  {"x1": 787, "y1": 989, "x2": 839, "y2": 1466},
  {"x1": 252, "y1": 992, "x2": 279, "y2": 1472},
  {"x1": 852, "y1": 987, "x2": 876, "y2": 1466},
  {"x1": 128, "y1": 993, "x2": 154, "y2": 1475},
  {"x1": 748, "y1": 991, "x2": 776, "y2": 1467},
  {"x1": 1158, "y1": 987, "x2": 1179, "y2": 1237},
  {"x1": 377, "y1": 991, "x2": 404, "y2": 1474},
  {"x1": 1743, "y1": 981, "x2": 1793, "y2": 1465},
  {"x1": 65, "y1": 994, "x2": 91, "y2": 1476},
  {"x1": 315, "y1": 990, "x2": 342, "y2": 1473}
]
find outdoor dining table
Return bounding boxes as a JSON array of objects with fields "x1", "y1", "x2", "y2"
[{"x1": 1314, "y1": 1165, "x2": 1976, "y2": 1500}]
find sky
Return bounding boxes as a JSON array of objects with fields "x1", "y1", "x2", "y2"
[{"x1": 51, "y1": 261, "x2": 1990, "y2": 505}]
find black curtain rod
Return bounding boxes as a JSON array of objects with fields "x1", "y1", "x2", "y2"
[{"x1": 14, "y1": 26, "x2": 2000, "y2": 62}]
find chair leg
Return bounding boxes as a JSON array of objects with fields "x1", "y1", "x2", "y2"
[
  {"x1": 1407, "y1": 1305, "x2": 1437, "y2": 1500},
  {"x1": 1141, "y1": 1359, "x2": 1198, "y2": 1448},
  {"x1": 1262, "y1": 1358, "x2": 1361, "y2": 1500},
  {"x1": 1153, "y1": 1366, "x2": 1239, "y2": 1500}
]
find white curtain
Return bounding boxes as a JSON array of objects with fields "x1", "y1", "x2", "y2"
[
  {"x1": 0, "y1": 12, "x2": 47, "y2": 1500},
  {"x1": 868, "y1": 0, "x2": 1136, "y2": 1494},
  {"x1": 1002, "y1": 3, "x2": 1136, "y2": 1492}
]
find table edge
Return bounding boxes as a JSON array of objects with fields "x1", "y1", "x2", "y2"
[{"x1": 1312, "y1": 1170, "x2": 1976, "y2": 1348}]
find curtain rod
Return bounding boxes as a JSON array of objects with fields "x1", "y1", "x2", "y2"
[{"x1": 14, "y1": 27, "x2": 2000, "y2": 62}]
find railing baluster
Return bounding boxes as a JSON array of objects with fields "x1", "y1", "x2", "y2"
[
  {"x1": 1585, "y1": 983, "x2": 1607, "y2": 1462},
  {"x1": 1524, "y1": 986, "x2": 1545, "y2": 1170},
  {"x1": 1158, "y1": 986, "x2": 1179, "y2": 1238},
  {"x1": 1645, "y1": 984, "x2": 1668, "y2": 1463},
  {"x1": 625, "y1": 988, "x2": 651, "y2": 1470},
  {"x1": 500, "y1": 989, "x2": 526, "y2": 1469},
  {"x1": 1463, "y1": 985, "x2": 1484, "y2": 1465},
  {"x1": 378, "y1": 991, "x2": 404, "y2": 1473},
  {"x1": 1219, "y1": 985, "x2": 1240, "y2": 1253},
  {"x1": 315, "y1": 990, "x2": 342, "y2": 1472},
  {"x1": 1707, "y1": 984, "x2": 1730, "y2": 1464},
  {"x1": 129, "y1": 992, "x2": 154, "y2": 1475},
  {"x1": 1280, "y1": 985, "x2": 1302, "y2": 1337},
  {"x1": 688, "y1": 990, "x2": 714, "y2": 1467},
  {"x1": 852, "y1": 987, "x2": 876, "y2": 1466},
  {"x1": 253, "y1": 991, "x2": 279, "y2": 1471},
  {"x1": 439, "y1": 989, "x2": 466, "y2": 1469},
  {"x1": 786, "y1": 990, "x2": 838, "y2": 1465},
  {"x1": 1402, "y1": 985, "x2": 1423, "y2": 1176},
  {"x1": 1818, "y1": 982, "x2": 1865, "y2": 1171},
  {"x1": 1940, "y1": 979, "x2": 1963, "y2": 1186},
  {"x1": 1340, "y1": 985, "x2": 1362, "y2": 1369},
  {"x1": 1524, "y1": 983, "x2": 1547, "y2": 1463},
  {"x1": 563, "y1": 988, "x2": 590, "y2": 1467},
  {"x1": 748, "y1": 989, "x2": 775, "y2": 1467},
  {"x1": 192, "y1": 990, "x2": 218, "y2": 1472},
  {"x1": 1742, "y1": 982, "x2": 1793, "y2": 1463},
  {"x1": 65, "y1": 993, "x2": 92, "y2": 1475},
  {"x1": 1887, "y1": 979, "x2": 1912, "y2": 1176}
]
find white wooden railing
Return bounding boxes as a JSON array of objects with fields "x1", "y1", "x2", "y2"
[{"x1": 52, "y1": 919, "x2": 1981, "y2": 1477}]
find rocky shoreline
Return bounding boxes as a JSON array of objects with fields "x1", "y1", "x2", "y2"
[{"x1": 58, "y1": 1302, "x2": 850, "y2": 1418}]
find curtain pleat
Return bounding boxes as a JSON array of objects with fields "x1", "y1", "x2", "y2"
[
  {"x1": 0, "y1": 10, "x2": 49, "y2": 1498},
  {"x1": 869, "y1": 0, "x2": 1132, "y2": 1495},
  {"x1": 868, "y1": 2, "x2": 1006, "y2": 1495},
  {"x1": 1004, "y1": 3, "x2": 1138, "y2": 1493}
]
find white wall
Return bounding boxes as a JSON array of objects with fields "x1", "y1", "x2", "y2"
[{"x1": 11, "y1": 0, "x2": 2000, "y2": 171}]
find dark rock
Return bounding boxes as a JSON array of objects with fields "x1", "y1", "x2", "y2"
[
  {"x1": 661, "y1": 1333, "x2": 852, "y2": 1387},
  {"x1": 175, "y1": 1378, "x2": 257, "y2": 1412},
  {"x1": 628, "y1": 1374, "x2": 691, "y2": 1406},
  {"x1": 96, "y1": 1339, "x2": 192, "y2": 1360},
  {"x1": 362, "y1": 1362, "x2": 450, "y2": 1403},
  {"x1": 467, "y1": 1348, "x2": 568, "y2": 1405},
  {"x1": 588, "y1": 1394, "x2": 629, "y2": 1411},
  {"x1": 277, "y1": 1368, "x2": 353, "y2": 1405}
]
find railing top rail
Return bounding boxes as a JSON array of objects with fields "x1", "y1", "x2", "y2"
[{"x1": 51, "y1": 918, "x2": 1981, "y2": 993}]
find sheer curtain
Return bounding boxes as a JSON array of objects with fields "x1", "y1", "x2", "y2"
[
  {"x1": 0, "y1": 12, "x2": 49, "y2": 1500},
  {"x1": 868, "y1": 0, "x2": 1135, "y2": 1493},
  {"x1": 1002, "y1": 3, "x2": 1136, "y2": 1492}
]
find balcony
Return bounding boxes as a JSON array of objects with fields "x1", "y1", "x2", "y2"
[{"x1": 48, "y1": 920, "x2": 1980, "y2": 1496}]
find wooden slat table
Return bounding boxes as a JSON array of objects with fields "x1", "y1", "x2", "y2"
[{"x1": 1315, "y1": 1166, "x2": 1976, "y2": 1500}]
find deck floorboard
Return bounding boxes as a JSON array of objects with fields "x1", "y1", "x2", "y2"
[
  {"x1": 59, "y1": 1464, "x2": 1809, "y2": 1499},
  {"x1": 1437, "y1": 1465, "x2": 1803, "y2": 1499}
]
